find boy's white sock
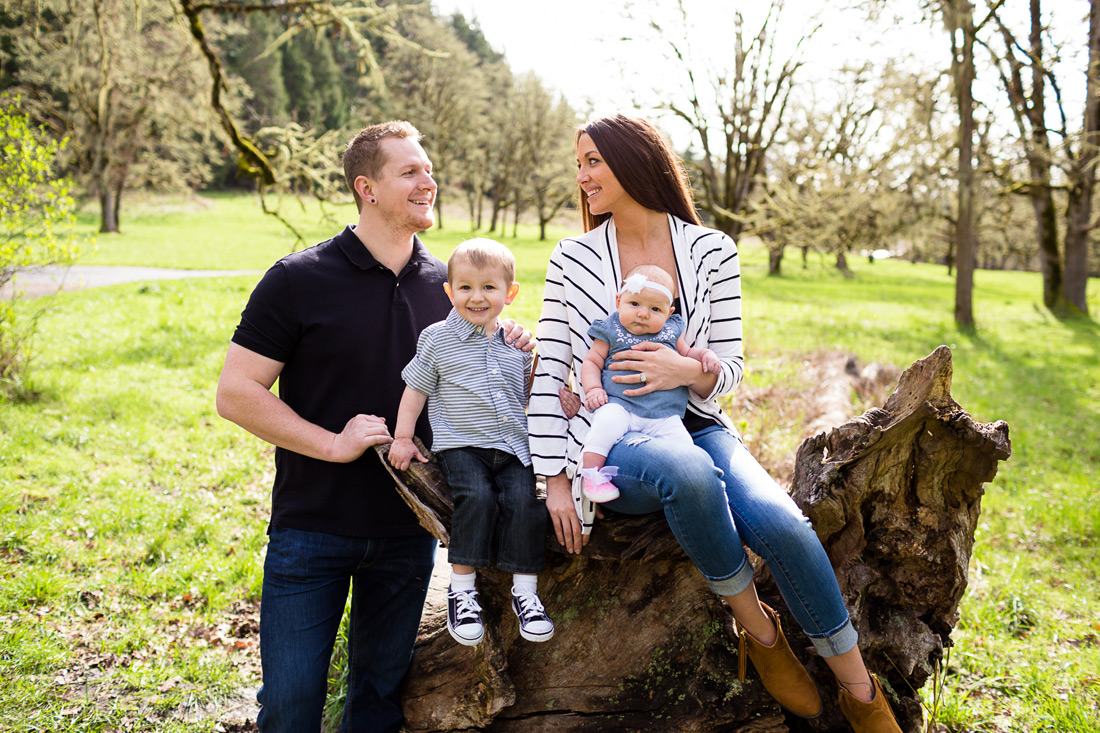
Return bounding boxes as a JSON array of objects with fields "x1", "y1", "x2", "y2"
[
  {"x1": 450, "y1": 569, "x2": 477, "y2": 592},
  {"x1": 512, "y1": 573, "x2": 538, "y2": 594}
]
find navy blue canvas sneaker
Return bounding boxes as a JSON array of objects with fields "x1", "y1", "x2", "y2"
[
  {"x1": 511, "y1": 587, "x2": 554, "y2": 642},
  {"x1": 446, "y1": 585, "x2": 484, "y2": 646}
]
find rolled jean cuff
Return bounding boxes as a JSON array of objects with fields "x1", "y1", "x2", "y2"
[
  {"x1": 807, "y1": 618, "x2": 859, "y2": 658},
  {"x1": 703, "y1": 556, "x2": 755, "y2": 597}
]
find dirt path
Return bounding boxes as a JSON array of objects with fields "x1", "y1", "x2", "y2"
[{"x1": 1, "y1": 265, "x2": 260, "y2": 299}]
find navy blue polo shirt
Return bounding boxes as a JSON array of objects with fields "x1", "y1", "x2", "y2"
[{"x1": 231, "y1": 225, "x2": 451, "y2": 537}]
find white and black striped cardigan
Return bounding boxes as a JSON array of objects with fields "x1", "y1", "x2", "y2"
[{"x1": 529, "y1": 214, "x2": 745, "y2": 532}]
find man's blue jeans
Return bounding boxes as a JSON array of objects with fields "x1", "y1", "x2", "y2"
[
  {"x1": 256, "y1": 527, "x2": 437, "y2": 732},
  {"x1": 604, "y1": 425, "x2": 858, "y2": 657}
]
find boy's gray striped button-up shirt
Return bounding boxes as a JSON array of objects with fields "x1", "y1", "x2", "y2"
[{"x1": 402, "y1": 309, "x2": 533, "y2": 465}]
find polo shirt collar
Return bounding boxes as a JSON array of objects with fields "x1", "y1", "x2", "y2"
[
  {"x1": 445, "y1": 308, "x2": 501, "y2": 341},
  {"x1": 337, "y1": 225, "x2": 434, "y2": 273}
]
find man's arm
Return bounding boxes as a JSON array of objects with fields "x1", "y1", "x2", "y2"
[{"x1": 216, "y1": 342, "x2": 392, "y2": 463}]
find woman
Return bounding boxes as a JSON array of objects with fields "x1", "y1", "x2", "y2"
[{"x1": 528, "y1": 114, "x2": 901, "y2": 732}]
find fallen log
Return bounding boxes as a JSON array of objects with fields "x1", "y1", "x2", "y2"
[{"x1": 379, "y1": 345, "x2": 1011, "y2": 732}]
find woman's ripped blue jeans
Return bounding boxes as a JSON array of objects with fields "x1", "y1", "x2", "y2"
[{"x1": 604, "y1": 425, "x2": 857, "y2": 657}]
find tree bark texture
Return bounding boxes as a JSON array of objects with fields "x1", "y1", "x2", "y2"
[
  {"x1": 381, "y1": 346, "x2": 1011, "y2": 732},
  {"x1": 1063, "y1": 0, "x2": 1099, "y2": 314},
  {"x1": 99, "y1": 188, "x2": 120, "y2": 233},
  {"x1": 948, "y1": 0, "x2": 978, "y2": 327}
]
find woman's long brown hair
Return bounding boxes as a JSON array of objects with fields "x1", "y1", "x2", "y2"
[{"x1": 576, "y1": 114, "x2": 701, "y2": 232}]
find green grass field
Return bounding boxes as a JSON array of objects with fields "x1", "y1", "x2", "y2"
[{"x1": 2, "y1": 192, "x2": 1098, "y2": 731}]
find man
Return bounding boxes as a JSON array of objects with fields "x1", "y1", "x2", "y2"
[{"x1": 216, "y1": 121, "x2": 528, "y2": 731}]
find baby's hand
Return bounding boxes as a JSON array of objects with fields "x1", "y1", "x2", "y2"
[
  {"x1": 701, "y1": 349, "x2": 721, "y2": 375},
  {"x1": 584, "y1": 388, "x2": 608, "y2": 411},
  {"x1": 388, "y1": 437, "x2": 427, "y2": 471}
]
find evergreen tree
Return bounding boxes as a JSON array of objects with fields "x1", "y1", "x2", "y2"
[
  {"x1": 301, "y1": 31, "x2": 349, "y2": 130},
  {"x1": 222, "y1": 13, "x2": 290, "y2": 128},
  {"x1": 282, "y1": 34, "x2": 321, "y2": 125}
]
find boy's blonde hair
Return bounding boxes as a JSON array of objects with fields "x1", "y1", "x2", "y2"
[{"x1": 447, "y1": 238, "x2": 517, "y2": 284}]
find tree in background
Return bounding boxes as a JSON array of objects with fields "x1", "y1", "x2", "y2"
[
  {"x1": 0, "y1": 99, "x2": 82, "y2": 399},
  {"x1": 1061, "y1": 0, "x2": 1098, "y2": 314},
  {"x1": 988, "y1": 0, "x2": 1065, "y2": 309},
  {"x1": 645, "y1": 0, "x2": 809, "y2": 237},
  {"x1": 941, "y1": 0, "x2": 983, "y2": 328},
  {"x1": 220, "y1": 12, "x2": 292, "y2": 129},
  {"x1": 220, "y1": 12, "x2": 352, "y2": 134},
  {"x1": 2, "y1": 0, "x2": 224, "y2": 233},
  {"x1": 379, "y1": 9, "x2": 486, "y2": 229},
  {"x1": 177, "y1": 0, "x2": 425, "y2": 194},
  {"x1": 987, "y1": 0, "x2": 1097, "y2": 315},
  {"x1": 442, "y1": 14, "x2": 511, "y2": 230},
  {"x1": 511, "y1": 73, "x2": 578, "y2": 241},
  {"x1": 747, "y1": 65, "x2": 923, "y2": 275},
  {"x1": 484, "y1": 74, "x2": 525, "y2": 235}
]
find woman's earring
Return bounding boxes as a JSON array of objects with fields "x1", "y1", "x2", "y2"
[{"x1": 368, "y1": 197, "x2": 376, "y2": 204}]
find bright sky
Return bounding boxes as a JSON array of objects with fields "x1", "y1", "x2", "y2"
[
  {"x1": 429, "y1": 0, "x2": 1091, "y2": 147},
  {"x1": 429, "y1": 0, "x2": 942, "y2": 118}
]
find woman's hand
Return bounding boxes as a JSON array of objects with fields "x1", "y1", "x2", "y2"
[
  {"x1": 558, "y1": 386, "x2": 581, "y2": 419},
  {"x1": 546, "y1": 473, "x2": 587, "y2": 554},
  {"x1": 609, "y1": 341, "x2": 704, "y2": 396}
]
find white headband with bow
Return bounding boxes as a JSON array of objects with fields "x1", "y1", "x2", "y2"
[{"x1": 619, "y1": 273, "x2": 673, "y2": 304}]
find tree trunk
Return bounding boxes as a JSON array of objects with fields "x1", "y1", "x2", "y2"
[
  {"x1": 835, "y1": 250, "x2": 852, "y2": 277},
  {"x1": 112, "y1": 180, "x2": 123, "y2": 233},
  {"x1": 489, "y1": 192, "x2": 505, "y2": 234},
  {"x1": 768, "y1": 245, "x2": 784, "y2": 276},
  {"x1": 995, "y1": 0, "x2": 1066, "y2": 309},
  {"x1": 436, "y1": 191, "x2": 444, "y2": 230},
  {"x1": 99, "y1": 187, "x2": 119, "y2": 233},
  {"x1": 1063, "y1": 0, "x2": 1099, "y2": 315},
  {"x1": 949, "y1": 0, "x2": 978, "y2": 327},
  {"x1": 1025, "y1": 0, "x2": 1065, "y2": 310},
  {"x1": 381, "y1": 346, "x2": 1011, "y2": 732},
  {"x1": 1029, "y1": 185, "x2": 1062, "y2": 308},
  {"x1": 512, "y1": 189, "x2": 521, "y2": 238}
]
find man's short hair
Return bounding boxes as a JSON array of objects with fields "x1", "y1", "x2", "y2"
[
  {"x1": 447, "y1": 238, "x2": 517, "y2": 284},
  {"x1": 343, "y1": 120, "x2": 422, "y2": 209}
]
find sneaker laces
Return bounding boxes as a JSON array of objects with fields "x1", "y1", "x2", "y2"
[
  {"x1": 512, "y1": 588, "x2": 546, "y2": 620},
  {"x1": 449, "y1": 588, "x2": 482, "y2": 623}
]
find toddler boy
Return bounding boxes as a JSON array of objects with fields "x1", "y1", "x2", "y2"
[{"x1": 389, "y1": 238, "x2": 552, "y2": 646}]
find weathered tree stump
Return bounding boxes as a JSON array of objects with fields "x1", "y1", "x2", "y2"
[{"x1": 379, "y1": 346, "x2": 1011, "y2": 732}]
